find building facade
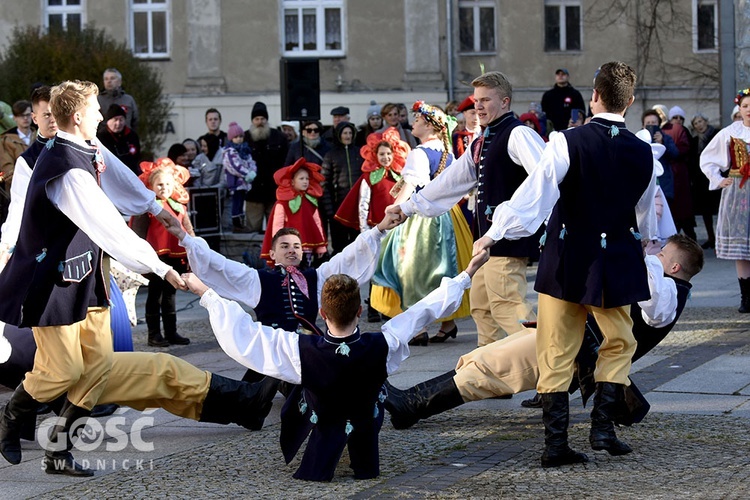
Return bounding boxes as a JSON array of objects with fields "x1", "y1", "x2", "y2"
[{"x1": 0, "y1": 1, "x2": 732, "y2": 151}]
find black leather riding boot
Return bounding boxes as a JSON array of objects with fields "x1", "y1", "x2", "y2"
[
  {"x1": 384, "y1": 370, "x2": 464, "y2": 430},
  {"x1": 589, "y1": 382, "x2": 633, "y2": 456},
  {"x1": 43, "y1": 400, "x2": 94, "y2": 477},
  {"x1": 0, "y1": 383, "x2": 39, "y2": 464},
  {"x1": 199, "y1": 373, "x2": 280, "y2": 431},
  {"x1": 540, "y1": 392, "x2": 589, "y2": 468}
]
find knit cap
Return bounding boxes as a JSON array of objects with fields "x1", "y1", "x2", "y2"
[
  {"x1": 227, "y1": 121, "x2": 244, "y2": 140},
  {"x1": 366, "y1": 100, "x2": 381, "y2": 118}
]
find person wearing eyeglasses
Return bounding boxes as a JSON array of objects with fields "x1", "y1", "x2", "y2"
[
  {"x1": 0, "y1": 100, "x2": 36, "y2": 226},
  {"x1": 285, "y1": 120, "x2": 330, "y2": 167}
]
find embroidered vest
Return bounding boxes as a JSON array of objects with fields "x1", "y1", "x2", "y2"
[
  {"x1": 254, "y1": 266, "x2": 319, "y2": 334},
  {"x1": 534, "y1": 119, "x2": 652, "y2": 307},
  {"x1": 0, "y1": 136, "x2": 108, "y2": 327},
  {"x1": 473, "y1": 112, "x2": 543, "y2": 258},
  {"x1": 279, "y1": 330, "x2": 388, "y2": 481}
]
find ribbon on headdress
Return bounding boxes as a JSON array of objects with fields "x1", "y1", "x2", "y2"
[{"x1": 138, "y1": 157, "x2": 191, "y2": 204}]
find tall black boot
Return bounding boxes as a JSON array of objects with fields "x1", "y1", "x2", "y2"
[
  {"x1": 540, "y1": 392, "x2": 589, "y2": 468},
  {"x1": 42, "y1": 400, "x2": 94, "y2": 476},
  {"x1": 163, "y1": 313, "x2": 190, "y2": 345},
  {"x1": 146, "y1": 314, "x2": 169, "y2": 347},
  {"x1": 0, "y1": 384, "x2": 40, "y2": 464},
  {"x1": 199, "y1": 374, "x2": 280, "y2": 431},
  {"x1": 383, "y1": 370, "x2": 463, "y2": 430},
  {"x1": 738, "y1": 278, "x2": 750, "y2": 313},
  {"x1": 589, "y1": 382, "x2": 632, "y2": 456}
]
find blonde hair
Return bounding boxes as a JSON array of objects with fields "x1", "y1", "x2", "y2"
[
  {"x1": 472, "y1": 71, "x2": 513, "y2": 101},
  {"x1": 49, "y1": 80, "x2": 99, "y2": 128},
  {"x1": 148, "y1": 168, "x2": 175, "y2": 189}
]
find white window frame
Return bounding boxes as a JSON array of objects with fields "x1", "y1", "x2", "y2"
[
  {"x1": 42, "y1": 0, "x2": 86, "y2": 31},
  {"x1": 281, "y1": 0, "x2": 346, "y2": 58},
  {"x1": 129, "y1": 0, "x2": 171, "y2": 59},
  {"x1": 544, "y1": 0, "x2": 582, "y2": 52},
  {"x1": 457, "y1": 0, "x2": 497, "y2": 54},
  {"x1": 692, "y1": 0, "x2": 719, "y2": 53}
]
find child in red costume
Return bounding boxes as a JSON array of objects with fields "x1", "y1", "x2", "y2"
[
  {"x1": 131, "y1": 158, "x2": 195, "y2": 347},
  {"x1": 260, "y1": 157, "x2": 327, "y2": 266},
  {"x1": 334, "y1": 128, "x2": 410, "y2": 232}
]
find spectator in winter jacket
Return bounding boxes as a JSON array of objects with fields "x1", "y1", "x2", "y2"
[{"x1": 321, "y1": 122, "x2": 363, "y2": 253}]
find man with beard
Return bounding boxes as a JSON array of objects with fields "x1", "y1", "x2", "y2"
[
  {"x1": 96, "y1": 104, "x2": 141, "y2": 175},
  {"x1": 243, "y1": 102, "x2": 289, "y2": 233}
]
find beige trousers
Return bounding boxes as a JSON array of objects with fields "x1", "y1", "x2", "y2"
[
  {"x1": 98, "y1": 352, "x2": 212, "y2": 421},
  {"x1": 470, "y1": 256, "x2": 536, "y2": 346},
  {"x1": 454, "y1": 328, "x2": 539, "y2": 401},
  {"x1": 23, "y1": 308, "x2": 114, "y2": 410},
  {"x1": 536, "y1": 293, "x2": 636, "y2": 393}
]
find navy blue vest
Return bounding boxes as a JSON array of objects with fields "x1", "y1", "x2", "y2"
[
  {"x1": 473, "y1": 113, "x2": 543, "y2": 258},
  {"x1": 0, "y1": 136, "x2": 108, "y2": 327},
  {"x1": 631, "y1": 276, "x2": 691, "y2": 360},
  {"x1": 19, "y1": 135, "x2": 49, "y2": 171},
  {"x1": 535, "y1": 119, "x2": 652, "y2": 307},
  {"x1": 254, "y1": 266, "x2": 319, "y2": 334},
  {"x1": 279, "y1": 329, "x2": 388, "y2": 481}
]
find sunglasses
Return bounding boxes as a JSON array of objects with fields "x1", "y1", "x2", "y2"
[{"x1": 304, "y1": 127, "x2": 320, "y2": 133}]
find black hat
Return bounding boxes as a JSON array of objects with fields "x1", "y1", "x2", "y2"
[
  {"x1": 251, "y1": 101, "x2": 269, "y2": 120},
  {"x1": 330, "y1": 106, "x2": 350, "y2": 116},
  {"x1": 105, "y1": 104, "x2": 126, "y2": 121},
  {"x1": 555, "y1": 68, "x2": 570, "y2": 75}
]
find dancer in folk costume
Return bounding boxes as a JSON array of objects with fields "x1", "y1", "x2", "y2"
[
  {"x1": 371, "y1": 101, "x2": 472, "y2": 345},
  {"x1": 260, "y1": 157, "x2": 327, "y2": 265},
  {"x1": 700, "y1": 87, "x2": 750, "y2": 312},
  {"x1": 334, "y1": 128, "x2": 410, "y2": 322}
]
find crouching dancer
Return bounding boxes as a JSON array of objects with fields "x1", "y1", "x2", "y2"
[
  {"x1": 180, "y1": 248, "x2": 490, "y2": 481},
  {"x1": 0, "y1": 323, "x2": 280, "y2": 436},
  {"x1": 385, "y1": 235, "x2": 703, "y2": 464}
]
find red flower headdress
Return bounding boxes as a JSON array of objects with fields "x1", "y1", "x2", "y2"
[
  {"x1": 138, "y1": 158, "x2": 191, "y2": 204},
  {"x1": 273, "y1": 156, "x2": 325, "y2": 201},
  {"x1": 359, "y1": 127, "x2": 410, "y2": 174}
]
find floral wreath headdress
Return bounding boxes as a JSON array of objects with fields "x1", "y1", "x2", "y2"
[
  {"x1": 412, "y1": 101, "x2": 457, "y2": 137},
  {"x1": 412, "y1": 101, "x2": 457, "y2": 176},
  {"x1": 138, "y1": 158, "x2": 191, "y2": 205},
  {"x1": 735, "y1": 88, "x2": 750, "y2": 105}
]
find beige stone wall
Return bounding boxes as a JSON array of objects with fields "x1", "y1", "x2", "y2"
[{"x1": 0, "y1": 0, "x2": 723, "y2": 147}]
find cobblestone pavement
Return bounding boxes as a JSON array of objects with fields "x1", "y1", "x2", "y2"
[
  {"x1": 3, "y1": 250, "x2": 750, "y2": 498},
  {"x1": 29, "y1": 410, "x2": 750, "y2": 499}
]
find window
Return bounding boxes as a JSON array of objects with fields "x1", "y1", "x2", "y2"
[
  {"x1": 44, "y1": 0, "x2": 84, "y2": 32},
  {"x1": 282, "y1": 0, "x2": 345, "y2": 57},
  {"x1": 544, "y1": 0, "x2": 581, "y2": 52},
  {"x1": 693, "y1": 0, "x2": 718, "y2": 52},
  {"x1": 130, "y1": 0, "x2": 170, "y2": 58},
  {"x1": 458, "y1": 0, "x2": 496, "y2": 53}
]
